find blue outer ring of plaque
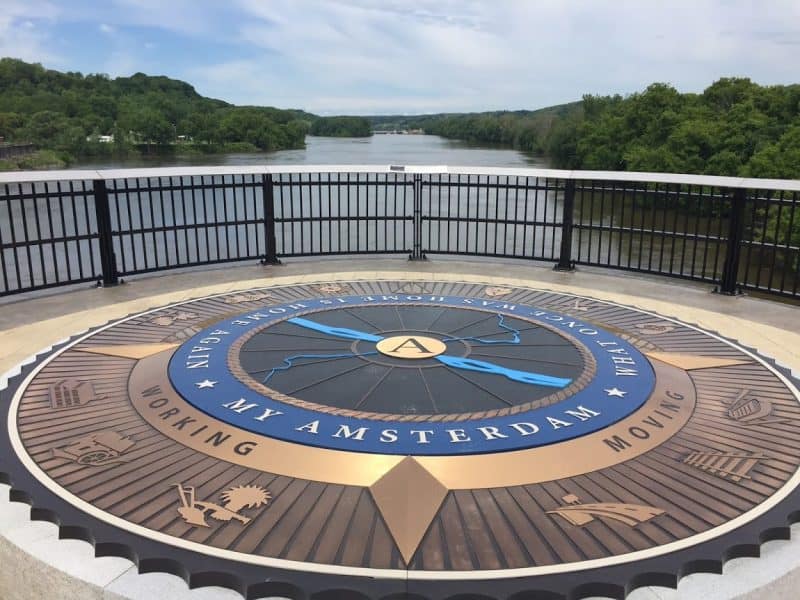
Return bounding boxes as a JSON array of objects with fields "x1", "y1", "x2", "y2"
[{"x1": 168, "y1": 295, "x2": 655, "y2": 455}]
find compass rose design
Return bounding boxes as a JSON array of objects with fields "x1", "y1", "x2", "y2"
[{"x1": 5, "y1": 280, "x2": 798, "y2": 599}]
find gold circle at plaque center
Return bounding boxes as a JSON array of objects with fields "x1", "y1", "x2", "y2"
[{"x1": 375, "y1": 335, "x2": 447, "y2": 359}]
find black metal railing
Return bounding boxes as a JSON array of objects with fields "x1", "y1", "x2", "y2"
[{"x1": 1, "y1": 166, "x2": 798, "y2": 299}]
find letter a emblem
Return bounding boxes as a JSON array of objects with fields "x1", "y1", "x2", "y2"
[{"x1": 376, "y1": 335, "x2": 447, "y2": 359}]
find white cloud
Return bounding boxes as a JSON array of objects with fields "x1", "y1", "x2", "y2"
[
  {"x1": 102, "y1": 50, "x2": 140, "y2": 77},
  {"x1": 0, "y1": 0, "x2": 61, "y2": 65},
  {"x1": 3, "y1": 0, "x2": 800, "y2": 113},
  {"x1": 233, "y1": 0, "x2": 800, "y2": 112}
]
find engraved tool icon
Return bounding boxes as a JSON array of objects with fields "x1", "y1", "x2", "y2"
[
  {"x1": 48, "y1": 379, "x2": 100, "y2": 410},
  {"x1": 549, "y1": 298, "x2": 591, "y2": 312},
  {"x1": 51, "y1": 431, "x2": 135, "y2": 466},
  {"x1": 391, "y1": 282, "x2": 434, "y2": 294},
  {"x1": 547, "y1": 494, "x2": 664, "y2": 527},
  {"x1": 174, "y1": 484, "x2": 270, "y2": 528},
  {"x1": 570, "y1": 299, "x2": 591, "y2": 312}
]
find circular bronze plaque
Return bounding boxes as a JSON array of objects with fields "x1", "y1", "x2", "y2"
[{"x1": 2, "y1": 279, "x2": 799, "y2": 599}]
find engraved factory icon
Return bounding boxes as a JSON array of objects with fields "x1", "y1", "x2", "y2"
[{"x1": 48, "y1": 379, "x2": 101, "y2": 410}]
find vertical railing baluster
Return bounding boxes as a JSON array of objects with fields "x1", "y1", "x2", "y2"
[
  {"x1": 554, "y1": 178, "x2": 576, "y2": 271},
  {"x1": 261, "y1": 174, "x2": 280, "y2": 265},
  {"x1": 409, "y1": 173, "x2": 426, "y2": 260},
  {"x1": 718, "y1": 187, "x2": 746, "y2": 294},
  {"x1": 92, "y1": 178, "x2": 119, "y2": 287}
]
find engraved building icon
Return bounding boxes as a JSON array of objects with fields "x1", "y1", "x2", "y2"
[{"x1": 48, "y1": 379, "x2": 98, "y2": 409}]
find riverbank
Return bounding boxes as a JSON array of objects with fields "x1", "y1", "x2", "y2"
[{"x1": 0, "y1": 149, "x2": 67, "y2": 171}]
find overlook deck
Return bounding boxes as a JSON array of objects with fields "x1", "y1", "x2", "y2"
[{"x1": 1, "y1": 166, "x2": 800, "y2": 600}]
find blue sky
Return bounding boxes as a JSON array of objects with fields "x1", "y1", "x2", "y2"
[{"x1": 2, "y1": 0, "x2": 799, "y2": 115}]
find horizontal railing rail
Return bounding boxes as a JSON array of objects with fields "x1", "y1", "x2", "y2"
[{"x1": 1, "y1": 166, "x2": 798, "y2": 299}]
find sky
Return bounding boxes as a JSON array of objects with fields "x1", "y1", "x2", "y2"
[{"x1": 1, "y1": 0, "x2": 799, "y2": 115}]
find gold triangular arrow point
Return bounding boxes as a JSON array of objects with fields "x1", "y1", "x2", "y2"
[
  {"x1": 645, "y1": 351, "x2": 751, "y2": 371},
  {"x1": 76, "y1": 343, "x2": 180, "y2": 360},
  {"x1": 369, "y1": 456, "x2": 448, "y2": 565}
]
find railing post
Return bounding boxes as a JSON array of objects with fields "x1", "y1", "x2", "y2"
[
  {"x1": 92, "y1": 178, "x2": 119, "y2": 287},
  {"x1": 718, "y1": 187, "x2": 746, "y2": 295},
  {"x1": 260, "y1": 174, "x2": 281, "y2": 265},
  {"x1": 554, "y1": 178, "x2": 576, "y2": 271},
  {"x1": 409, "y1": 174, "x2": 426, "y2": 261}
]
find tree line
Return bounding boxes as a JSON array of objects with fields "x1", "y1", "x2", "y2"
[
  {"x1": 371, "y1": 104, "x2": 580, "y2": 154},
  {"x1": 383, "y1": 78, "x2": 800, "y2": 181},
  {"x1": 310, "y1": 116, "x2": 372, "y2": 137},
  {"x1": 0, "y1": 59, "x2": 370, "y2": 168},
  {"x1": 546, "y1": 78, "x2": 800, "y2": 179}
]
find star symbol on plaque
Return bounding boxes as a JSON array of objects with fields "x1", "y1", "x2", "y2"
[
  {"x1": 195, "y1": 380, "x2": 217, "y2": 389},
  {"x1": 605, "y1": 387, "x2": 627, "y2": 398}
]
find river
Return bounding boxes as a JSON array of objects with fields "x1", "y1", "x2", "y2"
[{"x1": 72, "y1": 135, "x2": 547, "y2": 170}]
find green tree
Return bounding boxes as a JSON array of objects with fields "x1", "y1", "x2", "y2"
[
  {"x1": 310, "y1": 116, "x2": 372, "y2": 137},
  {"x1": 0, "y1": 112, "x2": 23, "y2": 140},
  {"x1": 124, "y1": 107, "x2": 173, "y2": 150}
]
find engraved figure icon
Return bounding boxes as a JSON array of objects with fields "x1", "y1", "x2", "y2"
[
  {"x1": 48, "y1": 379, "x2": 101, "y2": 410},
  {"x1": 547, "y1": 494, "x2": 664, "y2": 527},
  {"x1": 484, "y1": 286, "x2": 513, "y2": 297},
  {"x1": 150, "y1": 311, "x2": 198, "y2": 326},
  {"x1": 174, "y1": 484, "x2": 270, "y2": 528},
  {"x1": 51, "y1": 431, "x2": 135, "y2": 466},
  {"x1": 634, "y1": 322, "x2": 676, "y2": 335},
  {"x1": 224, "y1": 292, "x2": 272, "y2": 304},
  {"x1": 317, "y1": 283, "x2": 346, "y2": 294}
]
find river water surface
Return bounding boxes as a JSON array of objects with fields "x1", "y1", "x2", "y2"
[{"x1": 74, "y1": 135, "x2": 547, "y2": 170}]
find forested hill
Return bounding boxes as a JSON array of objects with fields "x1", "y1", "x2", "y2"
[
  {"x1": 0, "y1": 58, "x2": 315, "y2": 166},
  {"x1": 547, "y1": 79, "x2": 800, "y2": 179}
]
